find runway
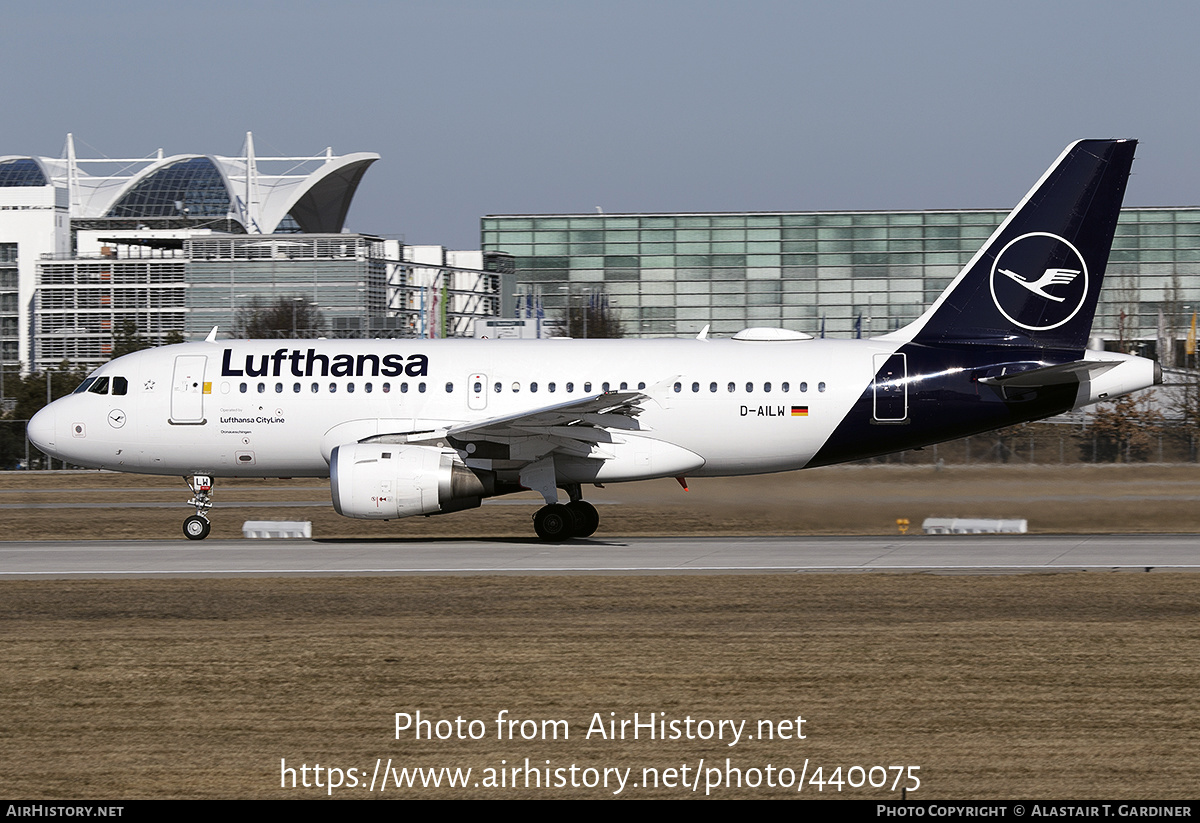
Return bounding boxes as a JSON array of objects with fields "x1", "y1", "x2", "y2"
[{"x1": 1, "y1": 534, "x2": 1198, "y2": 577}]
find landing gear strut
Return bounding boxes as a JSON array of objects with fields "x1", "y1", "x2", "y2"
[
  {"x1": 531, "y1": 484, "x2": 600, "y2": 541},
  {"x1": 183, "y1": 474, "x2": 213, "y2": 540}
]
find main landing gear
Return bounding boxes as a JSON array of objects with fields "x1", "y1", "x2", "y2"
[
  {"x1": 532, "y1": 485, "x2": 600, "y2": 542},
  {"x1": 183, "y1": 474, "x2": 213, "y2": 540}
]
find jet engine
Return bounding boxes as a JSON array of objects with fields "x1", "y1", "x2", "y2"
[{"x1": 330, "y1": 443, "x2": 492, "y2": 519}]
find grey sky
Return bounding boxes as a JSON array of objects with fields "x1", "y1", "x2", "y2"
[{"x1": 3, "y1": 0, "x2": 1197, "y2": 249}]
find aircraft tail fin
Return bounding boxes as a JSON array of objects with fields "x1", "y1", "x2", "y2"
[{"x1": 894, "y1": 139, "x2": 1136, "y2": 353}]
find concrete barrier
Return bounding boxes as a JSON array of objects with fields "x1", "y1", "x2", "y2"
[
  {"x1": 922, "y1": 517, "x2": 1027, "y2": 535},
  {"x1": 242, "y1": 520, "x2": 312, "y2": 539}
]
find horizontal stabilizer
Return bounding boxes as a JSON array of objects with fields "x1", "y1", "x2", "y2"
[{"x1": 977, "y1": 360, "x2": 1118, "y2": 388}]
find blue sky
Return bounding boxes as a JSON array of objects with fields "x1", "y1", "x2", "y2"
[{"x1": 3, "y1": 0, "x2": 1197, "y2": 248}]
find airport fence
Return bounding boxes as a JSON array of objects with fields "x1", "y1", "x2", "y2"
[
  {"x1": 0, "y1": 419, "x2": 88, "y2": 470},
  {"x1": 860, "y1": 418, "x2": 1200, "y2": 466}
]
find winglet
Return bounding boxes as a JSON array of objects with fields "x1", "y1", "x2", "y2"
[{"x1": 204, "y1": 326, "x2": 219, "y2": 343}]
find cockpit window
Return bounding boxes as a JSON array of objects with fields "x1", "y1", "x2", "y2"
[
  {"x1": 88, "y1": 376, "x2": 110, "y2": 394},
  {"x1": 112, "y1": 376, "x2": 128, "y2": 396},
  {"x1": 73, "y1": 377, "x2": 97, "y2": 394}
]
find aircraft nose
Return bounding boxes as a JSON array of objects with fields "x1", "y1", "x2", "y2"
[{"x1": 27, "y1": 405, "x2": 57, "y2": 455}]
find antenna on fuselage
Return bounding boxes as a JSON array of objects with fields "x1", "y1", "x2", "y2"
[{"x1": 205, "y1": 326, "x2": 219, "y2": 343}]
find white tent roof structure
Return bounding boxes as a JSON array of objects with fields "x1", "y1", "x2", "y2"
[{"x1": 0, "y1": 133, "x2": 378, "y2": 234}]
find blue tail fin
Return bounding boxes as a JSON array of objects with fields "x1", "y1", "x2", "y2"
[{"x1": 900, "y1": 139, "x2": 1136, "y2": 353}]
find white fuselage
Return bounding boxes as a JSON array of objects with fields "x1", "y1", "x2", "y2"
[{"x1": 29, "y1": 336, "x2": 902, "y2": 482}]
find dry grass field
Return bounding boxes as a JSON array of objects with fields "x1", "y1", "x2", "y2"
[
  {"x1": 2, "y1": 574, "x2": 1198, "y2": 799},
  {"x1": 2, "y1": 465, "x2": 1199, "y2": 799},
  {"x1": 4, "y1": 462, "x2": 1200, "y2": 539}
]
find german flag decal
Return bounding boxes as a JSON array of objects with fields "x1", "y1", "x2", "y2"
[{"x1": 791, "y1": 406, "x2": 809, "y2": 416}]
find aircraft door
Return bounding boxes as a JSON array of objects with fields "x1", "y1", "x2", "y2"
[
  {"x1": 872, "y1": 353, "x2": 908, "y2": 422},
  {"x1": 468, "y1": 373, "x2": 488, "y2": 410},
  {"x1": 171, "y1": 355, "x2": 208, "y2": 424}
]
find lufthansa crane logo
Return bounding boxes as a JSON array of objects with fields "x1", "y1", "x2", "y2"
[{"x1": 989, "y1": 232, "x2": 1089, "y2": 331}]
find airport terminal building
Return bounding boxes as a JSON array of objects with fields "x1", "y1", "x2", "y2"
[
  {"x1": 482, "y1": 208, "x2": 1200, "y2": 363},
  {"x1": 0, "y1": 136, "x2": 510, "y2": 375}
]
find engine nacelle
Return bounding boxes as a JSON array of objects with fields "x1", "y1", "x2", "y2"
[{"x1": 330, "y1": 443, "x2": 491, "y2": 520}]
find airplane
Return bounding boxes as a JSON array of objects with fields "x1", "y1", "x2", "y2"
[{"x1": 26, "y1": 139, "x2": 1159, "y2": 542}]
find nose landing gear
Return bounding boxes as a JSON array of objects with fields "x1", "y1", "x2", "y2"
[{"x1": 183, "y1": 475, "x2": 213, "y2": 540}]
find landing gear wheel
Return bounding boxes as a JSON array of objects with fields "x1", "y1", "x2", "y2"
[
  {"x1": 534, "y1": 504, "x2": 578, "y2": 542},
  {"x1": 183, "y1": 515, "x2": 211, "y2": 541},
  {"x1": 565, "y1": 500, "x2": 599, "y2": 538}
]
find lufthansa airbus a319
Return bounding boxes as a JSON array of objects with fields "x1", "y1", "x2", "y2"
[{"x1": 27, "y1": 140, "x2": 1159, "y2": 541}]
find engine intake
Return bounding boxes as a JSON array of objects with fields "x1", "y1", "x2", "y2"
[{"x1": 330, "y1": 443, "x2": 491, "y2": 519}]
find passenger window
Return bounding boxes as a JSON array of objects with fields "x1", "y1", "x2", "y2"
[
  {"x1": 800, "y1": 382, "x2": 808, "y2": 392},
  {"x1": 818, "y1": 382, "x2": 826, "y2": 392},
  {"x1": 347, "y1": 383, "x2": 355, "y2": 393},
  {"x1": 637, "y1": 382, "x2": 646, "y2": 390},
  {"x1": 673, "y1": 382, "x2": 681, "y2": 393},
  {"x1": 566, "y1": 382, "x2": 574, "y2": 393},
  {"x1": 474, "y1": 381, "x2": 482, "y2": 393},
  {"x1": 692, "y1": 382, "x2": 700, "y2": 392},
  {"x1": 583, "y1": 382, "x2": 591, "y2": 392},
  {"x1": 240, "y1": 383, "x2": 248, "y2": 393},
  {"x1": 112, "y1": 376, "x2": 128, "y2": 396},
  {"x1": 419, "y1": 382, "x2": 426, "y2": 393},
  {"x1": 710, "y1": 382, "x2": 717, "y2": 392},
  {"x1": 293, "y1": 383, "x2": 301, "y2": 393},
  {"x1": 745, "y1": 382, "x2": 753, "y2": 392},
  {"x1": 620, "y1": 382, "x2": 628, "y2": 390},
  {"x1": 511, "y1": 382, "x2": 520, "y2": 393},
  {"x1": 602, "y1": 382, "x2": 611, "y2": 391},
  {"x1": 548, "y1": 382, "x2": 556, "y2": 393},
  {"x1": 276, "y1": 382, "x2": 283, "y2": 393},
  {"x1": 382, "y1": 383, "x2": 390, "y2": 393},
  {"x1": 782, "y1": 382, "x2": 790, "y2": 392},
  {"x1": 329, "y1": 383, "x2": 337, "y2": 393},
  {"x1": 728, "y1": 382, "x2": 735, "y2": 392},
  {"x1": 311, "y1": 383, "x2": 319, "y2": 393},
  {"x1": 365, "y1": 383, "x2": 373, "y2": 393},
  {"x1": 764, "y1": 382, "x2": 772, "y2": 393},
  {"x1": 531, "y1": 382, "x2": 538, "y2": 393},
  {"x1": 401, "y1": 383, "x2": 409, "y2": 393},
  {"x1": 493, "y1": 382, "x2": 501, "y2": 393},
  {"x1": 257, "y1": 382, "x2": 266, "y2": 393},
  {"x1": 445, "y1": 382, "x2": 454, "y2": 393}
]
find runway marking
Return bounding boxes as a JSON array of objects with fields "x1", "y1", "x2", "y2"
[{"x1": 0, "y1": 564, "x2": 1196, "y2": 577}]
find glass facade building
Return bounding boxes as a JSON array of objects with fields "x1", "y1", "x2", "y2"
[
  {"x1": 482, "y1": 209, "x2": 1200, "y2": 353},
  {"x1": 184, "y1": 234, "x2": 388, "y2": 340},
  {"x1": 0, "y1": 243, "x2": 18, "y2": 368},
  {"x1": 36, "y1": 257, "x2": 186, "y2": 366}
]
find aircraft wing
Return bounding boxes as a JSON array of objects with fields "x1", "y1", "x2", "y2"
[
  {"x1": 447, "y1": 390, "x2": 648, "y2": 448},
  {"x1": 357, "y1": 390, "x2": 651, "y2": 459}
]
